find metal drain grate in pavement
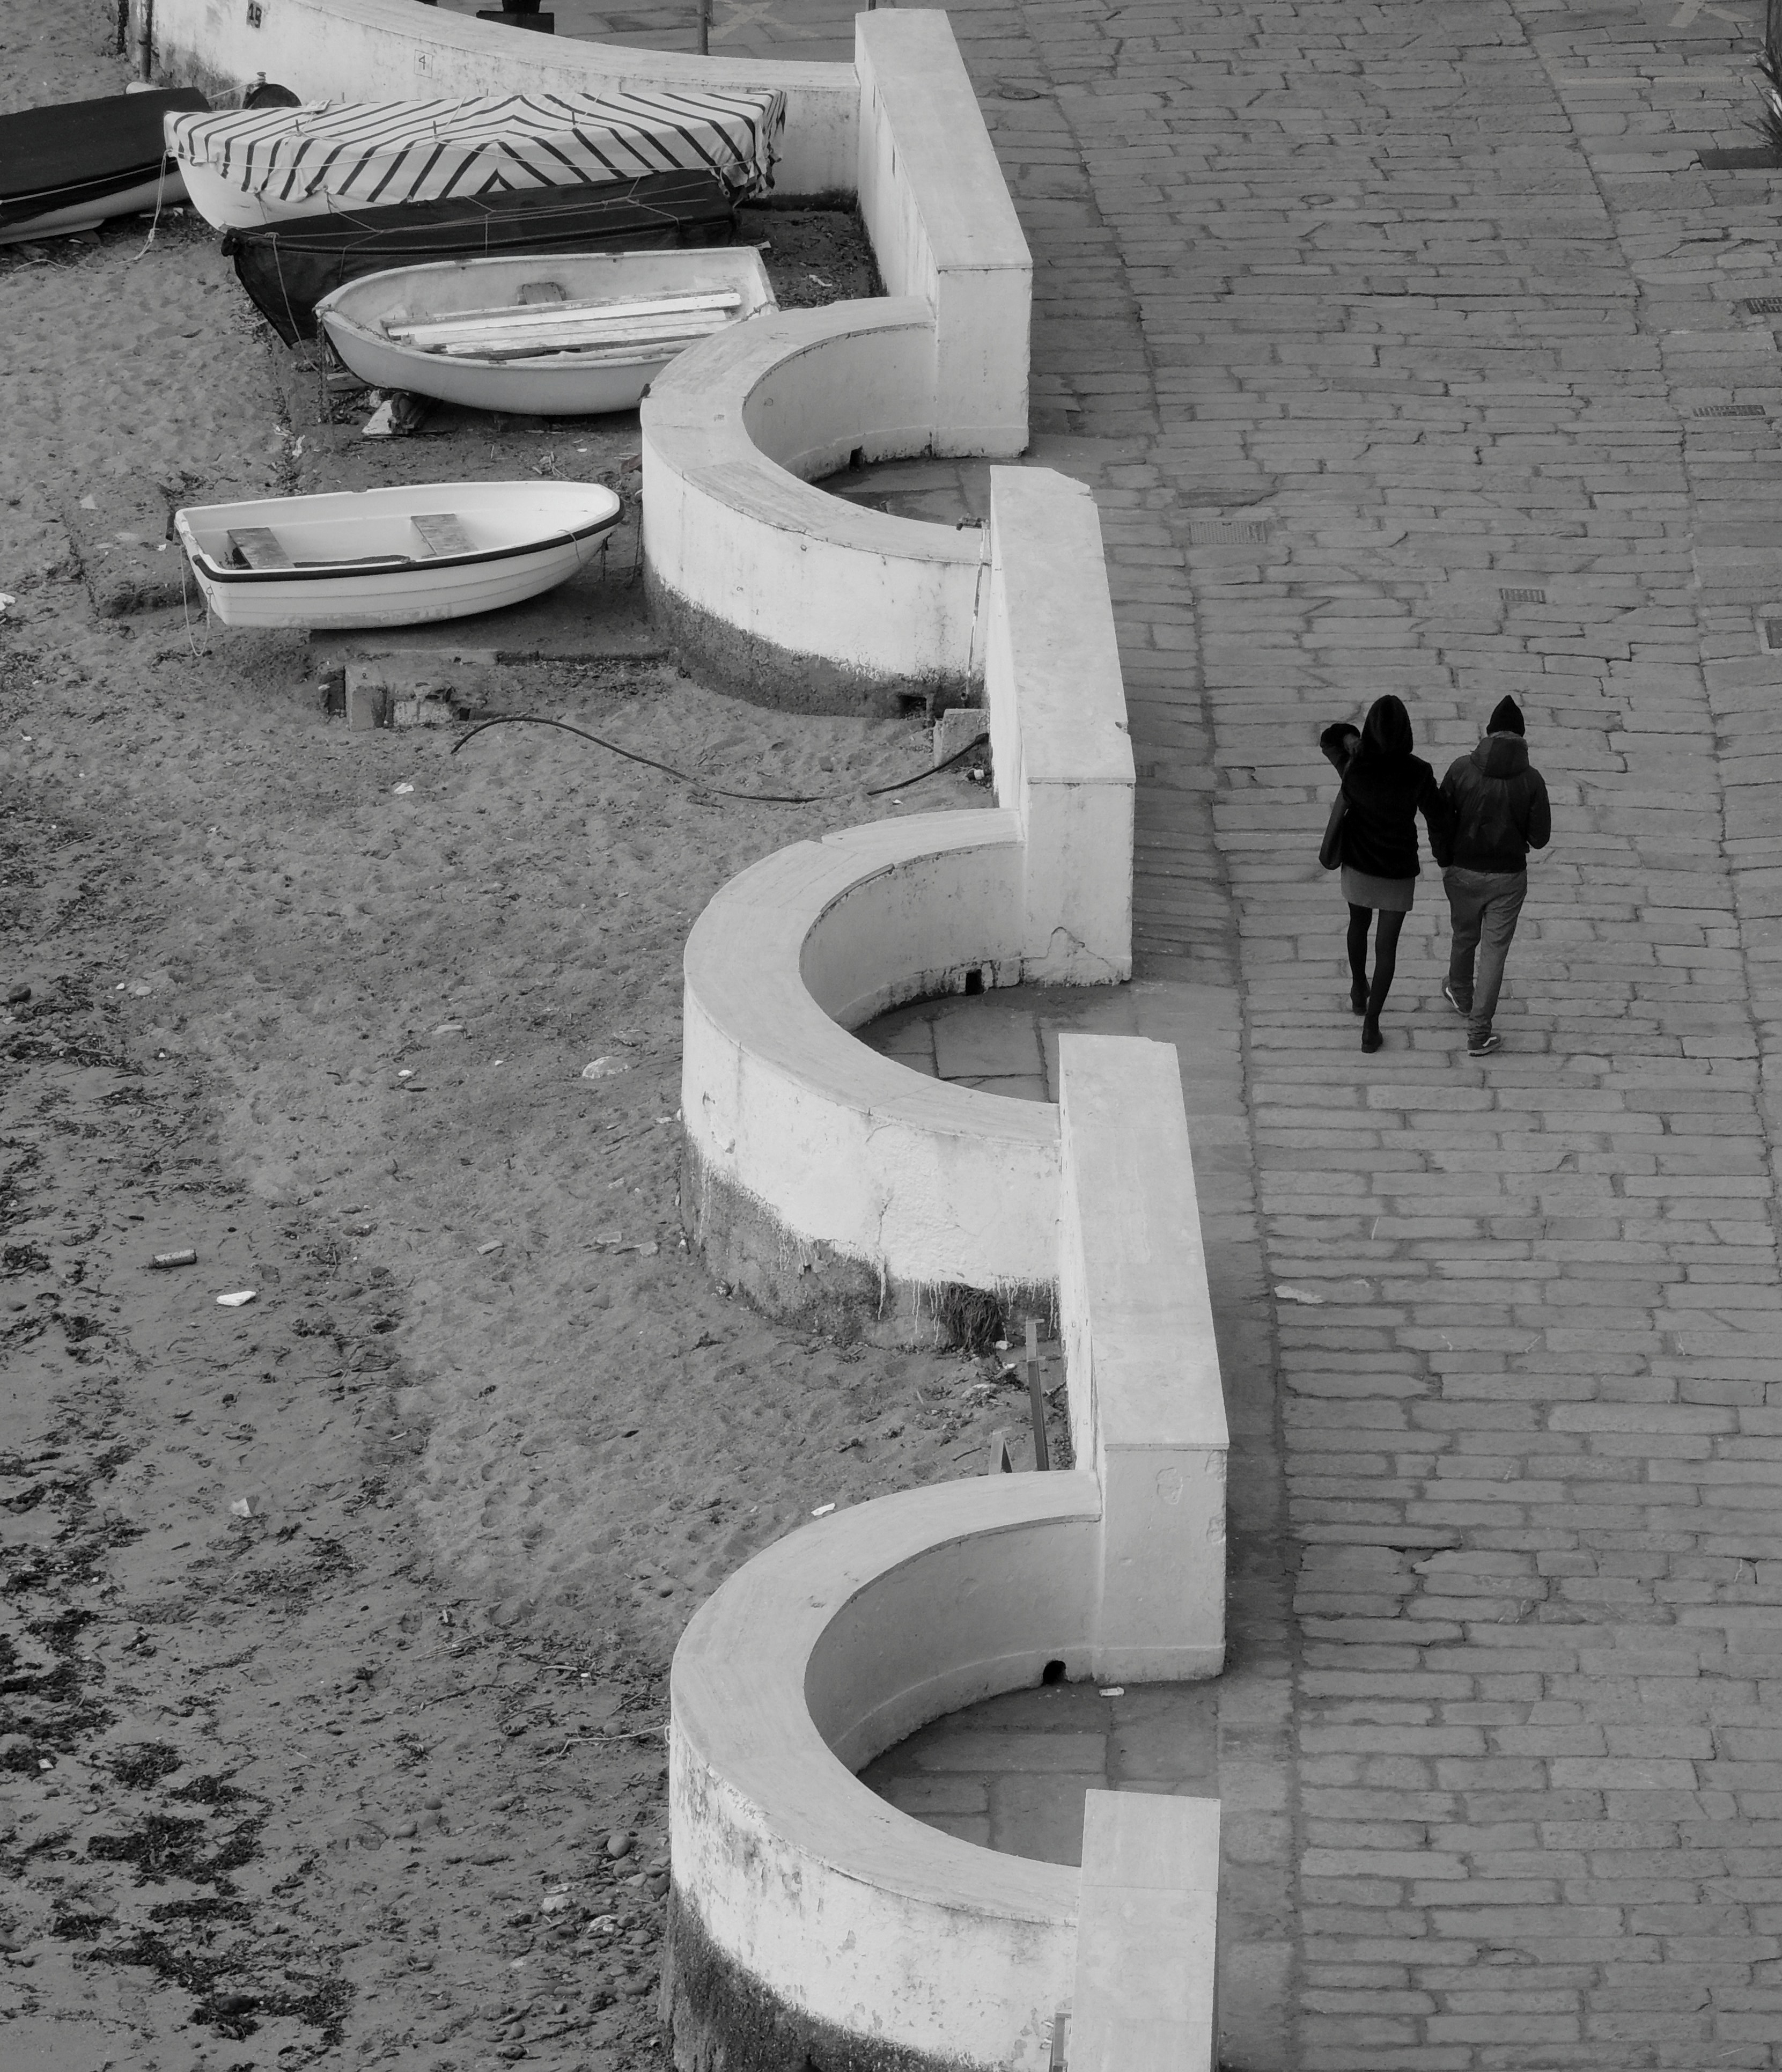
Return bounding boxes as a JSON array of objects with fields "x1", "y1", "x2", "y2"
[
  {"x1": 1693, "y1": 403, "x2": 1769, "y2": 417},
  {"x1": 1759, "y1": 614, "x2": 1782, "y2": 655},
  {"x1": 1742, "y1": 298, "x2": 1782, "y2": 315},
  {"x1": 1186, "y1": 519, "x2": 1271, "y2": 544},
  {"x1": 1499, "y1": 587, "x2": 1547, "y2": 606}
]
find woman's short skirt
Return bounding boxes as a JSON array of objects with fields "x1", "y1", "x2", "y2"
[{"x1": 1341, "y1": 865, "x2": 1415, "y2": 913}]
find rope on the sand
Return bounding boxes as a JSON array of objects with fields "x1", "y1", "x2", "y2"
[
  {"x1": 449, "y1": 711, "x2": 991, "y2": 806},
  {"x1": 178, "y1": 551, "x2": 211, "y2": 661},
  {"x1": 124, "y1": 157, "x2": 172, "y2": 266}
]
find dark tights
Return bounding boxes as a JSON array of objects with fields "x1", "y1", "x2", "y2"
[{"x1": 1347, "y1": 904, "x2": 1405, "y2": 1028}]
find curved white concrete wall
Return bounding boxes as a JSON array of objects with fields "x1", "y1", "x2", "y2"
[
  {"x1": 639, "y1": 11, "x2": 1031, "y2": 704},
  {"x1": 668, "y1": 1038, "x2": 1229, "y2": 2072},
  {"x1": 679, "y1": 467, "x2": 1133, "y2": 1325},
  {"x1": 643, "y1": 301, "x2": 987, "y2": 708},
  {"x1": 682, "y1": 809, "x2": 1061, "y2": 1302},
  {"x1": 739, "y1": 302, "x2": 934, "y2": 480},
  {"x1": 142, "y1": 0, "x2": 856, "y2": 195},
  {"x1": 671, "y1": 1476, "x2": 1096, "y2": 2072}
]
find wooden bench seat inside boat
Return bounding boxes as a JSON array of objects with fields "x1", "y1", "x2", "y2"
[
  {"x1": 226, "y1": 527, "x2": 294, "y2": 570},
  {"x1": 388, "y1": 290, "x2": 742, "y2": 351},
  {"x1": 411, "y1": 513, "x2": 474, "y2": 558},
  {"x1": 219, "y1": 518, "x2": 451, "y2": 573}
]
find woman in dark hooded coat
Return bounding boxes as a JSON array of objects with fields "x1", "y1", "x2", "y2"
[{"x1": 1324, "y1": 695, "x2": 1450, "y2": 1052}]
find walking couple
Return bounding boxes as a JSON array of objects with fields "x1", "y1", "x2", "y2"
[{"x1": 1320, "y1": 693, "x2": 1550, "y2": 1056}]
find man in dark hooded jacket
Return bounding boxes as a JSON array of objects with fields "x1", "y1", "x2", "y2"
[{"x1": 1439, "y1": 695, "x2": 1550, "y2": 1056}]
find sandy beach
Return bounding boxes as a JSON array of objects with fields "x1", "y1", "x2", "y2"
[{"x1": 0, "y1": 8, "x2": 1020, "y2": 2066}]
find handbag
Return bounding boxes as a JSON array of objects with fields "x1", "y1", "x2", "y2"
[{"x1": 1319, "y1": 790, "x2": 1346, "y2": 871}]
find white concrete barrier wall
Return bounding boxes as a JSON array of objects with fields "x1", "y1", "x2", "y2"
[
  {"x1": 637, "y1": 10, "x2": 1030, "y2": 702},
  {"x1": 1072, "y1": 1793, "x2": 1220, "y2": 2072},
  {"x1": 1059, "y1": 1034, "x2": 1228, "y2": 1682},
  {"x1": 856, "y1": 12, "x2": 1033, "y2": 456},
  {"x1": 142, "y1": 0, "x2": 856, "y2": 195},
  {"x1": 985, "y1": 470, "x2": 1135, "y2": 985},
  {"x1": 667, "y1": 1038, "x2": 1228, "y2": 2072},
  {"x1": 643, "y1": 301, "x2": 987, "y2": 707},
  {"x1": 669, "y1": 1476, "x2": 1099, "y2": 2072},
  {"x1": 681, "y1": 810, "x2": 1062, "y2": 1309},
  {"x1": 677, "y1": 466, "x2": 1135, "y2": 1326}
]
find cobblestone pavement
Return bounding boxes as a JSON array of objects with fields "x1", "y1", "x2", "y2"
[{"x1": 856, "y1": 0, "x2": 1782, "y2": 2064}]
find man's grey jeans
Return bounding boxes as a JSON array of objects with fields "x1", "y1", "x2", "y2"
[{"x1": 1443, "y1": 867, "x2": 1527, "y2": 1041}]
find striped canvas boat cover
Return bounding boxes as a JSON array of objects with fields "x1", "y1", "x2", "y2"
[{"x1": 165, "y1": 85, "x2": 784, "y2": 211}]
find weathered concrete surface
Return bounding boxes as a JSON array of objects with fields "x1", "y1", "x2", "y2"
[
  {"x1": 679, "y1": 1144, "x2": 1053, "y2": 1348},
  {"x1": 643, "y1": 565, "x2": 972, "y2": 719},
  {"x1": 668, "y1": 1474, "x2": 1096, "y2": 2072},
  {"x1": 642, "y1": 300, "x2": 987, "y2": 712},
  {"x1": 664, "y1": 1884, "x2": 981, "y2": 2072}
]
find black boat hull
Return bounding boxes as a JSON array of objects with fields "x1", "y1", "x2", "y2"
[
  {"x1": 222, "y1": 171, "x2": 741, "y2": 345},
  {"x1": 0, "y1": 87, "x2": 208, "y2": 238}
]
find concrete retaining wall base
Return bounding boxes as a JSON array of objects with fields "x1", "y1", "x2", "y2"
[
  {"x1": 683, "y1": 1148, "x2": 1052, "y2": 1349},
  {"x1": 663, "y1": 1887, "x2": 980, "y2": 2072},
  {"x1": 648, "y1": 569, "x2": 976, "y2": 719}
]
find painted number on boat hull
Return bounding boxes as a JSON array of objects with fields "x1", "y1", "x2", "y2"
[{"x1": 246, "y1": 2, "x2": 263, "y2": 25}]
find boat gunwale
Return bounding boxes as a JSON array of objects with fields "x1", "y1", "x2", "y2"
[
  {"x1": 315, "y1": 251, "x2": 772, "y2": 378},
  {"x1": 180, "y1": 505, "x2": 620, "y2": 585}
]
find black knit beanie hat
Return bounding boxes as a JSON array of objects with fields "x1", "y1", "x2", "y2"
[{"x1": 1488, "y1": 695, "x2": 1525, "y2": 737}]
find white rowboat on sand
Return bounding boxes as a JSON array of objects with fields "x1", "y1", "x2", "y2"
[
  {"x1": 315, "y1": 248, "x2": 777, "y2": 416},
  {"x1": 175, "y1": 481, "x2": 622, "y2": 630}
]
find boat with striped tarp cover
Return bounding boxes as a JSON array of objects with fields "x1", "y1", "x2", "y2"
[{"x1": 164, "y1": 85, "x2": 785, "y2": 231}]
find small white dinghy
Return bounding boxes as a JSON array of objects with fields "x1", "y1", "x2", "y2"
[
  {"x1": 316, "y1": 248, "x2": 777, "y2": 417},
  {"x1": 175, "y1": 481, "x2": 621, "y2": 630}
]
